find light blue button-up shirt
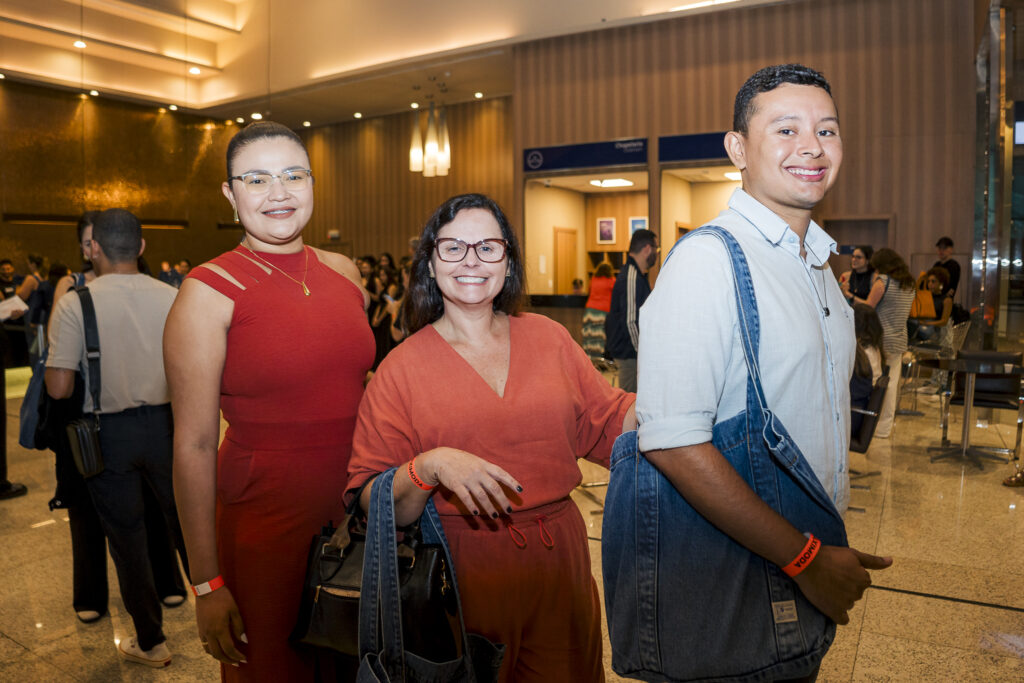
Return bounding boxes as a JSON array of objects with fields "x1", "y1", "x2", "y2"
[{"x1": 637, "y1": 189, "x2": 855, "y2": 512}]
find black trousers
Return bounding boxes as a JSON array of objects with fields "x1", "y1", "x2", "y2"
[
  {"x1": 67, "y1": 475, "x2": 188, "y2": 613},
  {"x1": 85, "y1": 404, "x2": 185, "y2": 650}
]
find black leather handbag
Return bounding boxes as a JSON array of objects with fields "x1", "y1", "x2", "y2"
[
  {"x1": 291, "y1": 496, "x2": 463, "y2": 661},
  {"x1": 64, "y1": 287, "x2": 104, "y2": 479}
]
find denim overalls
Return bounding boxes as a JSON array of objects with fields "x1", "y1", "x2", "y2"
[{"x1": 602, "y1": 226, "x2": 848, "y2": 682}]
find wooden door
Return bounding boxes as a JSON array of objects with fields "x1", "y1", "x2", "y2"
[{"x1": 554, "y1": 228, "x2": 578, "y2": 294}]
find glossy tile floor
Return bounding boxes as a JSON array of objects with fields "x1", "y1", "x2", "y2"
[{"x1": 2, "y1": 376, "x2": 1023, "y2": 681}]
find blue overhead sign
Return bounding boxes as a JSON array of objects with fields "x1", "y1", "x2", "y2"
[
  {"x1": 659, "y1": 132, "x2": 728, "y2": 163},
  {"x1": 523, "y1": 138, "x2": 647, "y2": 173}
]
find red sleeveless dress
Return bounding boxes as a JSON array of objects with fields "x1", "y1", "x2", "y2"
[{"x1": 188, "y1": 246, "x2": 374, "y2": 682}]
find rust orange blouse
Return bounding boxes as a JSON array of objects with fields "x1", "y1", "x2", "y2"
[{"x1": 347, "y1": 313, "x2": 633, "y2": 515}]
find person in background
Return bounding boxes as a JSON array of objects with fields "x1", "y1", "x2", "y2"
[
  {"x1": 605, "y1": 229, "x2": 659, "y2": 392},
  {"x1": 159, "y1": 261, "x2": 183, "y2": 288},
  {"x1": 358, "y1": 254, "x2": 380, "y2": 310},
  {"x1": 177, "y1": 259, "x2": 192, "y2": 278},
  {"x1": 839, "y1": 245, "x2": 875, "y2": 303},
  {"x1": 370, "y1": 264, "x2": 400, "y2": 369},
  {"x1": 908, "y1": 267, "x2": 952, "y2": 343},
  {"x1": 46, "y1": 208, "x2": 186, "y2": 667},
  {"x1": 167, "y1": 121, "x2": 373, "y2": 681},
  {"x1": 572, "y1": 278, "x2": 585, "y2": 295},
  {"x1": 933, "y1": 236, "x2": 960, "y2": 298},
  {"x1": 17, "y1": 254, "x2": 46, "y2": 363},
  {"x1": 347, "y1": 192, "x2": 635, "y2": 683},
  {"x1": 378, "y1": 252, "x2": 395, "y2": 270},
  {"x1": 850, "y1": 303, "x2": 885, "y2": 435},
  {"x1": 0, "y1": 259, "x2": 18, "y2": 299},
  {"x1": 860, "y1": 247, "x2": 915, "y2": 438},
  {"x1": 583, "y1": 262, "x2": 615, "y2": 359}
]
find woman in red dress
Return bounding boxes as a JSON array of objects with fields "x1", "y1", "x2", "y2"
[
  {"x1": 347, "y1": 193, "x2": 635, "y2": 683},
  {"x1": 166, "y1": 121, "x2": 373, "y2": 681}
]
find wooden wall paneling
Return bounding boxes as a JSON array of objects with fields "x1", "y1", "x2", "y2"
[{"x1": 514, "y1": 0, "x2": 974, "y2": 275}]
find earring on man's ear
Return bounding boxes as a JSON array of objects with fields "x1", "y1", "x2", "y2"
[{"x1": 233, "y1": 207, "x2": 239, "y2": 223}]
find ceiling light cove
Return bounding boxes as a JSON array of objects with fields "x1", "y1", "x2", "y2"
[{"x1": 589, "y1": 179, "x2": 634, "y2": 188}]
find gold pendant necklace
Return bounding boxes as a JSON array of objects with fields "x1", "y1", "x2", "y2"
[{"x1": 241, "y1": 243, "x2": 311, "y2": 296}]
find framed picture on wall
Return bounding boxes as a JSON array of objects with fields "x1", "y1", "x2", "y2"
[
  {"x1": 597, "y1": 217, "x2": 616, "y2": 244},
  {"x1": 630, "y1": 216, "x2": 648, "y2": 235}
]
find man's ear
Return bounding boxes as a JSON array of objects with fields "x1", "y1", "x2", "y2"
[
  {"x1": 138, "y1": 238, "x2": 146, "y2": 257},
  {"x1": 724, "y1": 131, "x2": 747, "y2": 172}
]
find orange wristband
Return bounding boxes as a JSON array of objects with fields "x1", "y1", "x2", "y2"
[
  {"x1": 782, "y1": 534, "x2": 821, "y2": 578},
  {"x1": 191, "y1": 574, "x2": 225, "y2": 597},
  {"x1": 407, "y1": 458, "x2": 436, "y2": 491}
]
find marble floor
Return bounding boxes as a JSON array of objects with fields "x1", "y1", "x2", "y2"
[{"x1": 2, "y1": 378, "x2": 1023, "y2": 681}]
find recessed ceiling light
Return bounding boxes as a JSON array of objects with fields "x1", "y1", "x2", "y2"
[
  {"x1": 724, "y1": 171, "x2": 741, "y2": 181},
  {"x1": 73, "y1": 40, "x2": 87, "y2": 49},
  {"x1": 169, "y1": 104, "x2": 178, "y2": 111},
  {"x1": 89, "y1": 90, "x2": 98, "y2": 97},
  {"x1": 354, "y1": 112, "x2": 362, "y2": 119},
  {"x1": 235, "y1": 117, "x2": 245, "y2": 124},
  {"x1": 158, "y1": 107, "x2": 166, "y2": 113},
  {"x1": 474, "y1": 92, "x2": 483, "y2": 99},
  {"x1": 410, "y1": 103, "x2": 419, "y2": 109},
  {"x1": 302, "y1": 121, "x2": 311, "y2": 127},
  {"x1": 589, "y1": 178, "x2": 634, "y2": 188},
  {"x1": 189, "y1": 66, "x2": 201, "y2": 75},
  {"x1": 251, "y1": 112, "x2": 263, "y2": 120},
  {"x1": 0, "y1": 74, "x2": 6, "y2": 80},
  {"x1": 225, "y1": 119, "x2": 234, "y2": 125}
]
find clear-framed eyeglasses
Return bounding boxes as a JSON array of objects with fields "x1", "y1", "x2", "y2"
[
  {"x1": 229, "y1": 169, "x2": 313, "y2": 195},
  {"x1": 434, "y1": 238, "x2": 508, "y2": 263}
]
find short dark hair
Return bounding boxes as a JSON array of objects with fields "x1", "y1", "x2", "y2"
[
  {"x1": 594, "y1": 262, "x2": 613, "y2": 278},
  {"x1": 629, "y1": 229, "x2": 657, "y2": 253},
  {"x1": 733, "y1": 64, "x2": 833, "y2": 134},
  {"x1": 92, "y1": 208, "x2": 142, "y2": 264},
  {"x1": 77, "y1": 210, "x2": 100, "y2": 244},
  {"x1": 404, "y1": 193, "x2": 525, "y2": 335},
  {"x1": 27, "y1": 253, "x2": 44, "y2": 269},
  {"x1": 226, "y1": 121, "x2": 306, "y2": 178},
  {"x1": 0, "y1": 259, "x2": 12, "y2": 267},
  {"x1": 179, "y1": 258, "x2": 192, "y2": 268},
  {"x1": 935, "y1": 236, "x2": 954, "y2": 249}
]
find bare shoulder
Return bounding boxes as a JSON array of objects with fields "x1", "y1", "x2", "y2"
[
  {"x1": 312, "y1": 248, "x2": 368, "y2": 305},
  {"x1": 170, "y1": 278, "x2": 234, "y2": 330}
]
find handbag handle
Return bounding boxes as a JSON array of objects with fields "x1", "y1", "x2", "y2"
[{"x1": 359, "y1": 467, "x2": 477, "y2": 680}]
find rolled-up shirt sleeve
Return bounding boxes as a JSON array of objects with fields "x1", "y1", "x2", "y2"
[{"x1": 636, "y1": 234, "x2": 740, "y2": 453}]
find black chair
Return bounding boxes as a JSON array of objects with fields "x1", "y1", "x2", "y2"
[
  {"x1": 847, "y1": 373, "x2": 888, "y2": 513},
  {"x1": 939, "y1": 350, "x2": 1024, "y2": 463}
]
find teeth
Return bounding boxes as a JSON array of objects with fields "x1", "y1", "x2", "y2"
[
  {"x1": 456, "y1": 276, "x2": 486, "y2": 283},
  {"x1": 789, "y1": 168, "x2": 822, "y2": 176}
]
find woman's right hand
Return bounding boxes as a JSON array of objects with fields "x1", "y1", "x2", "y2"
[
  {"x1": 196, "y1": 587, "x2": 247, "y2": 666},
  {"x1": 418, "y1": 447, "x2": 523, "y2": 519}
]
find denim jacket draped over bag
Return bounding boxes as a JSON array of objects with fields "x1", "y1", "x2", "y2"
[{"x1": 602, "y1": 226, "x2": 848, "y2": 682}]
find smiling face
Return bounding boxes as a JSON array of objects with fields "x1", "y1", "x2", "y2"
[
  {"x1": 725, "y1": 83, "x2": 842, "y2": 228},
  {"x1": 221, "y1": 136, "x2": 313, "y2": 252},
  {"x1": 430, "y1": 208, "x2": 508, "y2": 313},
  {"x1": 850, "y1": 248, "x2": 868, "y2": 272}
]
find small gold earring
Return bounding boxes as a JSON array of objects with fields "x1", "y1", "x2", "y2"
[{"x1": 233, "y1": 207, "x2": 239, "y2": 223}]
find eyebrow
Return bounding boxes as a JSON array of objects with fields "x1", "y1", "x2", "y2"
[
  {"x1": 237, "y1": 166, "x2": 307, "y2": 175},
  {"x1": 769, "y1": 114, "x2": 840, "y2": 125}
]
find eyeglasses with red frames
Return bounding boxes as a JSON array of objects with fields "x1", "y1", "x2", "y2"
[{"x1": 434, "y1": 238, "x2": 508, "y2": 263}]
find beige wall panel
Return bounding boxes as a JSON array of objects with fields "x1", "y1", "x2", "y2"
[
  {"x1": 303, "y1": 98, "x2": 514, "y2": 261},
  {"x1": 514, "y1": 0, "x2": 974, "y2": 266},
  {"x1": 660, "y1": 173, "x2": 692, "y2": 251},
  {"x1": 691, "y1": 181, "x2": 741, "y2": 230},
  {"x1": 524, "y1": 183, "x2": 586, "y2": 295},
  {"x1": 584, "y1": 191, "x2": 648, "y2": 252}
]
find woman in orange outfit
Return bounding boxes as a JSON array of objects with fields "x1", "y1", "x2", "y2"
[{"x1": 347, "y1": 193, "x2": 635, "y2": 683}]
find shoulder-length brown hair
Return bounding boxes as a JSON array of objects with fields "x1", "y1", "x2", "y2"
[
  {"x1": 403, "y1": 194, "x2": 526, "y2": 335},
  {"x1": 870, "y1": 248, "x2": 914, "y2": 290}
]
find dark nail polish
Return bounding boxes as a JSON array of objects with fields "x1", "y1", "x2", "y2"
[
  {"x1": 506, "y1": 506, "x2": 512, "y2": 513},
  {"x1": 516, "y1": 486, "x2": 523, "y2": 492},
  {"x1": 491, "y1": 512, "x2": 499, "y2": 519},
  {"x1": 472, "y1": 510, "x2": 479, "y2": 516}
]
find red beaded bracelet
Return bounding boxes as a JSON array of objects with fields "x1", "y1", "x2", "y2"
[
  {"x1": 191, "y1": 574, "x2": 225, "y2": 597},
  {"x1": 782, "y1": 534, "x2": 821, "y2": 578},
  {"x1": 407, "y1": 458, "x2": 436, "y2": 491}
]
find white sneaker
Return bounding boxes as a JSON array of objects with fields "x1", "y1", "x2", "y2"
[{"x1": 118, "y1": 637, "x2": 171, "y2": 668}]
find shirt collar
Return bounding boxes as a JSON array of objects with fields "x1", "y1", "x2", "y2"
[{"x1": 727, "y1": 188, "x2": 837, "y2": 267}]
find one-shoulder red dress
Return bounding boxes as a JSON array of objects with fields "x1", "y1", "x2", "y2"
[{"x1": 188, "y1": 246, "x2": 374, "y2": 682}]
